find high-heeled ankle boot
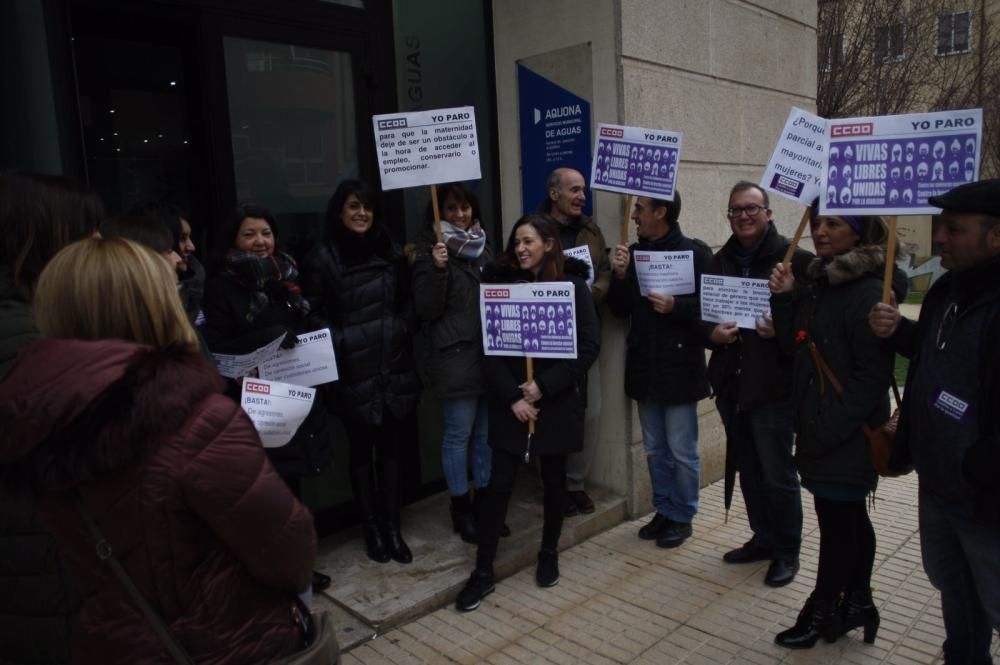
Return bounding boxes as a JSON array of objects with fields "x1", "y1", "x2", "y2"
[
  {"x1": 362, "y1": 518, "x2": 390, "y2": 563},
  {"x1": 450, "y1": 493, "x2": 478, "y2": 544},
  {"x1": 841, "y1": 588, "x2": 880, "y2": 643},
  {"x1": 775, "y1": 594, "x2": 842, "y2": 649}
]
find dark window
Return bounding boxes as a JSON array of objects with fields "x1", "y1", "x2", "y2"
[
  {"x1": 938, "y1": 11, "x2": 972, "y2": 55},
  {"x1": 875, "y1": 23, "x2": 905, "y2": 62}
]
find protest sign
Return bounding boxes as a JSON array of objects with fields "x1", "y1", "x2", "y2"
[
  {"x1": 761, "y1": 107, "x2": 828, "y2": 205},
  {"x1": 822, "y1": 108, "x2": 982, "y2": 216},
  {"x1": 700, "y1": 275, "x2": 772, "y2": 330},
  {"x1": 212, "y1": 333, "x2": 286, "y2": 379},
  {"x1": 633, "y1": 250, "x2": 695, "y2": 297},
  {"x1": 481, "y1": 283, "x2": 577, "y2": 359},
  {"x1": 563, "y1": 245, "x2": 594, "y2": 289},
  {"x1": 240, "y1": 378, "x2": 316, "y2": 448},
  {"x1": 258, "y1": 328, "x2": 338, "y2": 387},
  {"x1": 590, "y1": 123, "x2": 683, "y2": 200},
  {"x1": 372, "y1": 106, "x2": 481, "y2": 191}
]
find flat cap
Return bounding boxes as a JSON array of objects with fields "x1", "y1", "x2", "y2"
[{"x1": 929, "y1": 179, "x2": 1000, "y2": 218}]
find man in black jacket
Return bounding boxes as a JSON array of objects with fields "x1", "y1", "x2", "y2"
[
  {"x1": 608, "y1": 192, "x2": 711, "y2": 549},
  {"x1": 870, "y1": 179, "x2": 1000, "y2": 665},
  {"x1": 705, "y1": 181, "x2": 811, "y2": 587}
]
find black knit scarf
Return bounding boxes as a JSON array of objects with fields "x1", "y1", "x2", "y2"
[{"x1": 222, "y1": 249, "x2": 310, "y2": 323}]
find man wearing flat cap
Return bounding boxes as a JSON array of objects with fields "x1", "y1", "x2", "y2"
[{"x1": 869, "y1": 179, "x2": 1000, "y2": 665}]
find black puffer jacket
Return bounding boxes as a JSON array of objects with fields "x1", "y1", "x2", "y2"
[
  {"x1": 411, "y1": 224, "x2": 493, "y2": 399},
  {"x1": 482, "y1": 257, "x2": 600, "y2": 458},
  {"x1": 888, "y1": 255, "x2": 1000, "y2": 525},
  {"x1": 302, "y1": 222, "x2": 420, "y2": 425},
  {"x1": 607, "y1": 223, "x2": 712, "y2": 404},
  {"x1": 0, "y1": 275, "x2": 78, "y2": 665},
  {"x1": 200, "y1": 267, "x2": 333, "y2": 478},
  {"x1": 705, "y1": 224, "x2": 814, "y2": 415},
  {"x1": 772, "y1": 246, "x2": 902, "y2": 491}
]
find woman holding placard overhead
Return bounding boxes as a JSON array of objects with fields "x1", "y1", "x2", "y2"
[
  {"x1": 303, "y1": 180, "x2": 420, "y2": 565},
  {"x1": 412, "y1": 183, "x2": 494, "y2": 544},
  {"x1": 455, "y1": 214, "x2": 600, "y2": 612},
  {"x1": 768, "y1": 201, "x2": 904, "y2": 649},
  {"x1": 201, "y1": 204, "x2": 333, "y2": 591}
]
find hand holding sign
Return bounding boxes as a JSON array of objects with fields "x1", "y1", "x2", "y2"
[
  {"x1": 648, "y1": 292, "x2": 675, "y2": 314},
  {"x1": 769, "y1": 263, "x2": 795, "y2": 294},
  {"x1": 611, "y1": 244, "x2": 630, "y2": 279}
]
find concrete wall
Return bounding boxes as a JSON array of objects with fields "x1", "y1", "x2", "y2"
[{"x1": 493, "y1": 0, "x2": 817, "y2": 517}]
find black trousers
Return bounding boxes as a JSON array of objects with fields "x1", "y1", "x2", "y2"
[
  {"x1": 476, "y1": 448, "x2": 567, "y2": 572},
  {"x1": 343, "y1": 415, "x2": 403, "y2": 521},
  {"x1": 813, "y1": 495, "x2": 876, "y2": 602}
]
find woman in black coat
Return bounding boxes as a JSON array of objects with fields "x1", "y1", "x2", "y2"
[
  {"x1": 199, "y1": 204, "x2": 333, "y2": 590},
  {"x1": 455, "y1": 214, "x2": 600, "y2": 612},
  {"x1": 302, "y1": 180, "x2": 421, "y2": 564},
  {"x1": 412, "y1": 183, "x2": 494, "y2": 543},
  {"x1": 769, "y1": 204, "x2": 903, "y2": 648}
]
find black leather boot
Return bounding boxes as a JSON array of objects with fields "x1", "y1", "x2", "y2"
[
  {"x1": 361, "y1": 518, "x2": 390, "y2": 563},
  {"x1": 774, "y1": 594, "x2": 841, "y2": 649},
  {"x1": 383, "y1": 515, "x2": 412, "y2": 564},
  {"x1": 450, "y1": 493, "x2": 478, "y2": 544},
  {"x1": 841, "y1": 588, "x2": 880, "y2": 643},
  {"x1": 381, "y1": 457, "x2": 412, "y2": 564},
  {"x1": 350, "y1": 464, "x2": 390, "y2": 563}
]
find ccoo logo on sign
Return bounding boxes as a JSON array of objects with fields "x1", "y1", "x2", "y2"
[
  {"x1": 484, "y1": 289, "x2": 511, "y2": 298},
  {"x1": 246, "y1": 381, "x2": 270, "y2": 394},
  {"x1": 831, "y1": 123, "x2": 873, "y2": 138},
  {"x1": 600, "y1": 127, "x2": 624, "y2": 138}
]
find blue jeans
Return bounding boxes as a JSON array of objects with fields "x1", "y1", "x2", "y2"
[
  {"x1": 441, "y1": 396, "x2": 490, "y2": 496},
  {"x1": 637, "y1": 401, "x2": 700, "y2": 523},
  {"x1": 919, "y1": 489, "x2": 1000, "y2": 665},
  {"x1": 735, "y1": 400, "x2": 802, "y2": 559}
]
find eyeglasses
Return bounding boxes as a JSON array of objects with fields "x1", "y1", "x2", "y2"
[
  {"x1": 727, "y1": 205, "x2": 767, "y2": 219},
  {"x1": 935, "y1": 302, "x2": 958, "y2": 351}
]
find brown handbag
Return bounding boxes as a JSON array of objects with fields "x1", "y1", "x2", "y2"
[{"x1": 807, "y1": 341, "x2": 910, "y2": 478}]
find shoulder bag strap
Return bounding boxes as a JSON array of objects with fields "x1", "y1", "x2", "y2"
[{"x1": 75, "y1": 496, "x2": 196, "y2": 665}]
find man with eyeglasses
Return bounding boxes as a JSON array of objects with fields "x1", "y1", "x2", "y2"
[
  {"x1": 539, "y1": 167, "x2": 611, "y2": 517},
  {"x1": 608, "y1": 192, "x2": 712, "y2": 549},
  {"x1": 869, "y1": 179, "x2": 1000, "y2": 665},
  {"x1": 703, "y1": 181, "x2": 813, "y2": 587}
]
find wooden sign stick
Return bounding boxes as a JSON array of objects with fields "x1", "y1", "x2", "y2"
[
  {"x1": 882, "y1": 215, "x2": 898, "y2": 304},
  {"x1": 782, "y1": 208, "x2": 812, "y2": 269},
  {"x1": 524, "y1": 357, "x2": 536, "y2": 461},
  {"x1": 431, "y1": 183, "x2": 442, "y2": 244},
  {"x1": 621, "y1": 195, "x2": 633, "y2": 246}
]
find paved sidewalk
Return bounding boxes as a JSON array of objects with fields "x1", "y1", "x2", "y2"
[{"x1": 341, "y1": 473, "x2": 999, "y2": 664}]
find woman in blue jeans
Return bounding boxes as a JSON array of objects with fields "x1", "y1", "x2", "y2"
[{"x1": 412, "y1": 183, "x2": 494, "y2": 542}]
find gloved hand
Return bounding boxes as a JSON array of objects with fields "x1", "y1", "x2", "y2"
[{"x1": 280, "y1": 329, "x2": 299, "y2": 349}]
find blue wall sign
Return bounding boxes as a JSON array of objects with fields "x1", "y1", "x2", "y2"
[{"x1": 517, "y1": 64, "x2": 592, "y2": 216}]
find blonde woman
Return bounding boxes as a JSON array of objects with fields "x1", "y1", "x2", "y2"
[{"x1": 0, "y1": 238, "x2": 319, "y2": 665}]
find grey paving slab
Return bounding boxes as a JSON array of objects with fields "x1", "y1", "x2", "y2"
[{"x1": 343, "y1": 472, "x2": 1000, "y2": 664}]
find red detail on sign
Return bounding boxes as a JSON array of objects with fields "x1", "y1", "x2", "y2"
[
  {"x1": 600, "y1": 127, "x2": 624, "y2": 138},
  {"x1": 831, "y1": 123, "x2": 873, "y2": 137},
  {"x1": 246, "y1": 381, "x2": 270, "y2": 394},
  {"x1": 636, "y1": 255, "x2": 650, "y2": 262},
  {"x1": 484, "y1": 289, "x2": 510, "y2": 298}
]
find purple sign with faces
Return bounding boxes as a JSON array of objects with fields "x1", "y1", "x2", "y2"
[
  {"x1": 590, "y1": 123, "x2": 683, "y2": 200},
  {"x1": 821, "y1": 109, "x2": 982, "y2": 216},
  {"x1": 480, "y1": 283, "x2": 578, "y2": 359}
]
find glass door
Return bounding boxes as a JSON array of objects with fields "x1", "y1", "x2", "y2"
[{"x1": 220, "y1": 36, "x2": 361, "y2": 260}]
